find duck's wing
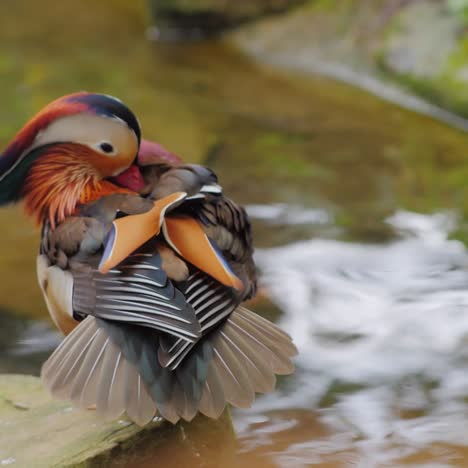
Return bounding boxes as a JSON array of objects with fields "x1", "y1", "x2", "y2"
[{"x1": 38, "y1": 194, "x2": 200, "y2": 341}]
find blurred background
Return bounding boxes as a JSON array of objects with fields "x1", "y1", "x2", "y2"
[{"x1": 3, "y1": 0, "x2": 468, "y2": 466}]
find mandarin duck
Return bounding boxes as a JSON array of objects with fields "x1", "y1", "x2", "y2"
[{"x1": 0, "y1": 92, "x2": 297, "y2": 425}]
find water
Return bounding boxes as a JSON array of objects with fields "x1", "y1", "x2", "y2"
[
  {"x1": 3, "y1": 0, "x2": 468, "y2": 466},
  {"x1": 234, "y1": 208, "x2": 468, "y2": 466},
  {"x1": 0, "y1": 311, "x2": 59, "y2": 375}
]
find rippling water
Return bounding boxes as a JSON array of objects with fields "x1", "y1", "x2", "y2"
[{"x1": 234, "y1": 208, "x2": 468, "y2": 466}]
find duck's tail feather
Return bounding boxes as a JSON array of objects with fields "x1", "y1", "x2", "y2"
[
  {"x1": 41, "y1": 307, "x2": 296, "y2": 425},
  {"x1": 41, "y1": 316, "x2": 159, "y2": 426},
  {"x1": 197, "y1": 306, "x2": 297, "y2": 418}
]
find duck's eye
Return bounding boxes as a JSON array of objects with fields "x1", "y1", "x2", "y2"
[{"x1": 100, "y1": 142, "x2": 114, "y2": 153}]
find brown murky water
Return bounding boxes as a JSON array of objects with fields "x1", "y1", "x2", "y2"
[{"x1": 4, "y1": 0, "x2": 468, "y2": 466}]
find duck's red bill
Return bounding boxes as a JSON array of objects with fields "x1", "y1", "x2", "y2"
[{"x1": 111, "y1": 165, "x2": 146, "y2": 193}]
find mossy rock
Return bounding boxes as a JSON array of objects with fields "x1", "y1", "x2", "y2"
[
  {"x1": 230, "y1": 0, "x2": 468, "y2": 120},
  {"x1": 0, "y1": 374, "x2": 234, "y2": 467}
]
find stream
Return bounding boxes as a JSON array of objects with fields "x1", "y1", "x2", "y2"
[{"x1": 3, "y1": 1, "x2": 468, "y2": 466}]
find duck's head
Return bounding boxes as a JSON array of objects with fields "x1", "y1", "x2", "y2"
[{"x1": 0, "y1": 92, "x2": 144, "y2": 226}]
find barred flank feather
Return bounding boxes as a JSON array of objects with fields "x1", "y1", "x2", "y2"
[{"x1": 41, "y1": 307, "x2": 296, "y2": 425}]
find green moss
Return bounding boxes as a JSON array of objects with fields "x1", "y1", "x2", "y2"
[
  {"x1": 438, "y1": 37, "x2": 468, "y2": 107},
  {"x1": 308, "y1": 0, "x2": 353, "y2": 13},
  {"x1": 0, "y1": 375, "x2": 235, "y2": 468},
  {"x1": 447, "y1": 0, "x2": 468, "y2": 23},
  {"x1": 376, "y1": 54, "x2": 468, "y2": 120}
]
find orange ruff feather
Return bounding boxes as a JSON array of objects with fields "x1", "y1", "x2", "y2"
[{"x1": 23, "y1": 144, "x2": 133, "y2": 228}]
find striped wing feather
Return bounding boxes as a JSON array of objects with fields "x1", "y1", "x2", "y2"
[
  {"x1": 72, "y1": 253, "x2": 201, "y2": 342},
  {"x1": 158, "y1": 270, "x2": 238, "y2": 370}
]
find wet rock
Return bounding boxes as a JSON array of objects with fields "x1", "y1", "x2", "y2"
[
  {"x1": 0, "y1": 375, "x2": 234, "y2": 467},
  {"x1": 148, "y1": 0, "x2": 303, "y2": 38},
  {"x1": 378, "y1": 1, "x2": 468, "y2": 115},
  {"x1": 381, "y1": 2, "x2": 460, "y2": 78}
]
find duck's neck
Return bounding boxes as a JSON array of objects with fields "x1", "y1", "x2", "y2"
[{"x1": 22, "y1": 145, "x2": 133, "y2": 228}]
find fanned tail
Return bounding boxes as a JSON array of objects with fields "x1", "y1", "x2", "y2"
[
  {"x1": 41, "y1": 316, "x2": 159, "y2": 426},
  {"x1": 197, "y1": 306, "x2": 297, "y2": 418},
  {"x1": 41, "y1": 307, "x2": 296, "y2": 425}
]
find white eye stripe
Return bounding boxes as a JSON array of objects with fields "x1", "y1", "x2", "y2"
[
  {"x1": 9, "y1": 112, "x2": 138, "y2": 170},
  {"x1": 106, "y1": 114, "x2": 127, "y2": 126}
]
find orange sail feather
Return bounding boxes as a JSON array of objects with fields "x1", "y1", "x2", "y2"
[{"x1": 98, "y1": 192, "x2": 187, "y2": 273}]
